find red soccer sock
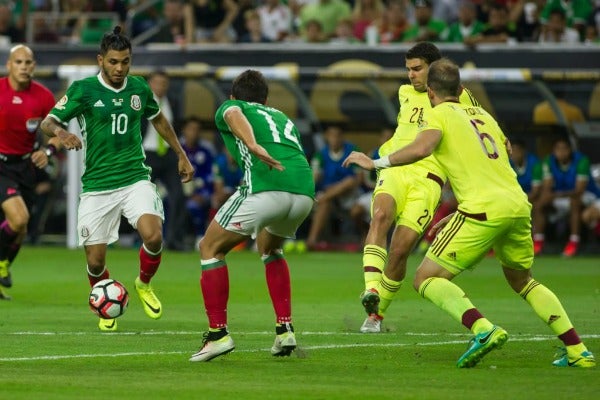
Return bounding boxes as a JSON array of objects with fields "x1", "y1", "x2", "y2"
[
  {"x1": 87, "y1": 266, "x2": 109, "y2": 287},
  {"x1": 264, "y1": 253, "x2": 291, "y2": 324},
  {"x1": 200, "y1": 258, "x2": 229, "y2": 329},
  {"x1": 139, "y1": 244, "x2": 162, "y2": 284}
]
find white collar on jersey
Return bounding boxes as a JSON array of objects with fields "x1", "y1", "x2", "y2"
[{"x1": 96, "y1": 72, "x2": 128, "y2": 93}]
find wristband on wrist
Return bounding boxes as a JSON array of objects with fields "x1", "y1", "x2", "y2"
[
  {"x1": 373, "y1": 155, "x2": 391, "y2": 169},
  {"x1": 44, "y1": 144, "x2": 57, "y2": 157}
]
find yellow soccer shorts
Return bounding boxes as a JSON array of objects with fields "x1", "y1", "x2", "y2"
[
  {"x1": 426, "y1": 211, "x2": 534, "y2": 275},
  {"x1": 372, "y1": 166, "x2": 443, "y2": 235}
]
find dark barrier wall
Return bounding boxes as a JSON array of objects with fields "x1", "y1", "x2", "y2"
[{"x1": 2, "y1": 43, "x2": 599, "y2": 69}]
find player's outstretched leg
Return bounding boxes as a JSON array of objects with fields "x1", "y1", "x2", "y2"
[
  {"x1": 517, "y1": 279, "x2": 595, "y2": 368},
  {"x1": 191, "y1": 258, "x2": 232, "y2": 362},
  {"x1": 135, "y1": 244, "x2": 163, "y2": 319},
  {"x1": 263, "y1": 252, "x2": 297, "y2": 356},
  {"x1": 418, "y1": 276, "x2": 507, "y2": 367}
]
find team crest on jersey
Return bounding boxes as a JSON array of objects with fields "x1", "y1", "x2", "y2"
[
  {"x1": 26, "y1": 118, "x2": 42, "y2": 133},
  {"x1": 130, "y1": 95, "x2": 141, "y2": 111},
  {"x1": 80, "y1": 226, "x2": 90, "y2": 238},
  {"x1": 55, "y1": 95, "x2": 68, "y2": 110}
]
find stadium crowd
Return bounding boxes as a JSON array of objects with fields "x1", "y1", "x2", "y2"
[{"x1": 1, "y1": 0, "x2": 599, "y2": 46}]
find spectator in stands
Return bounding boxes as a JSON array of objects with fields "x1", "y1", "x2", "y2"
[
  {"x1": 540, "y1": 0, "x2": 593, "y2": 41},
  {"x1": 184, "y1": 0, "x2": 239, "y2": 43},
  {"x1": 429, "y1": 0, "x2": 460, "y2": 25},
  {"x1": 232, "y1": 0, "x2": 256, "y2": 41},
  {"x1": 238, "y1": 9, "x2": 271, "y2": 43},
  {"x1": 586, "y1": 1, "x2": 600, "y2": 43},
  {"x1": 509, "y1": 139, "x2": 543, "y2": 203},
  {"x1": 143, "y1": 71, "x2": 187, "y2": 251},
  {"x1": 375, "y1": 0, "x2": 408, "y2": 44},
  {"x1": 330, "y1": 18, "x2": 361, "y2": 44},
  {"x1": 402, "y1": 0, "x2": 447, "y2": 42},
  {"x1": 465, "y1": 3, "x2": 518, "y2": 45},
  {"x1": 533, "y1": 137, "x2": 596, "y2": 257},
  {"x1": 351, "y1": 0, "x2": 386, "y2": 41},
  {"x1": 441, "y1": 1, "x2": 485, "y2": 43},
  {"x1": 510, "y1": 0, "x2": 544, "y2": 42},
  {"x1": 298, "y1": 0, "x2": 351, "y2": 39},
  {"x1": 0, "y1": 4, "x2": 24, "y2": 44},
  {"x1": 70, "y1": 0, "x2": 127, "y2": 44},
  {"x1": 257, "y1": 0, "x2": 293, "y2": 42},
  {"x1": 129, "y1": 0, "x2": 162, "y2": 38},
  {"x1": 180, "y1": 117, "x2": 214, "y2": 245},
  {"x1": 539, "y1": 8, "x2": 581, "y2": 43},
  {"x1": 151, "y1": 0, "x2": 189, "y2": 44},
  {"x1": 302, "y1": 18, "x2": 327, "y2": 42},
  {"x1": 533, "y1": 89, "x2": 586, "y2": 126},
  {"x1": 306, "y1": 125, "x2": 361, "y2": 250},
  {"x1": 350, "y1": 127, "x2": 393, "y2": 245}
]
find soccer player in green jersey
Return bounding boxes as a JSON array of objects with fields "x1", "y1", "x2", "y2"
[
  {"x1": 343, "y1": 59, "x2": 595, "y2": 368},
  {"x1": 40, "y1": 27, "x2": 195, "y2": 332},
  {"x1": 358, "y1": 42, "x2": 480, "y2": 333},
  {"x1": 189, "y1": 70, "x2": 315, "y2": 362}
]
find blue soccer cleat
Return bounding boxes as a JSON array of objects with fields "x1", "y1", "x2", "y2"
[{"x1": 456, "y1": 325, "x2": 508, "y2": 368}]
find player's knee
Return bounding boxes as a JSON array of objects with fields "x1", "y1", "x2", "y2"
[
  {"x1": 143, "y1": 231, "x2": 163, "y2": 252},
  {"x1": 371, "y1": 207, "x2": 394, "y2": 230}
]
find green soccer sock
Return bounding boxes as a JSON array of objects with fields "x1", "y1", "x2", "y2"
[
  {"x1": 363, "y1": 244, "x2": 387, "y2": 291},
  {"x1": 418, "y1": 277, "x2": 493, "y2": 334},
  {"x1": 377, "y1": 273, "x2": 402, "y2": 317}
]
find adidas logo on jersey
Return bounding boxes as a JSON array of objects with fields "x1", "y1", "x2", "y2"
[{"x1": 94, "y1": 100, "x2": 105, "y2": 107}]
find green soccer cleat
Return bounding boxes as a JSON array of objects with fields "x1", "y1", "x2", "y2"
[
  {"x1": 0, "y1": 259, "x2": 12, "y2": 288},
  {"x1": 553, "y1": 348, "x2": 596, "y2": 368},
  {"x1": 456, "y1": 325, "x2": 508, "y2": 368},
  {"x1": 134, "y1": 277, "x2": 162, "y2": 319},
  {"x1": 98, "y1": 318, "x2": 117, "y2": 332}
]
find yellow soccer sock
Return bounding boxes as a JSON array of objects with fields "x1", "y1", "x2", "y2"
[
  {"x1": 363, "y1": 244, "x2": 387, "y2": 291},
  {"x1": 419, "y1": 277, "x2": 492, "y2": 334},
  {"x1": 377, "y1": 273, "x2": 402, "y2": 317},
  {"x1": 519, "y1": 279, "x2": 574, "y2": 337}
]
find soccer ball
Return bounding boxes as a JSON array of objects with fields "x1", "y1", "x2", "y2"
[{"x1": 89, "y1": 279, "x2": 129, "y2": 319}]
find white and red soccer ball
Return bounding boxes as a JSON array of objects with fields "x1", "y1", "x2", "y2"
[{"x1": 89, "y1": 279, "x2": 129, "y2": 319}]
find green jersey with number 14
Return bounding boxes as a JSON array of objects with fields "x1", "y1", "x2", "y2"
[
  {"x1": 215, "y1": 100, "x2": 315, "y2": 198},
  {"x1": 48, "y1": 73, "x2": 160, "y2": 193}
]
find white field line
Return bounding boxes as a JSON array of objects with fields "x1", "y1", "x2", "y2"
[{"x1": 1, "y1": 333, "x2": 598, "y2": 362}]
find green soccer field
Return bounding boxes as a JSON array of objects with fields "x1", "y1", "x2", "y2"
[{"x1": 0, "y1": 246, "x2": 598, "y2": 399}]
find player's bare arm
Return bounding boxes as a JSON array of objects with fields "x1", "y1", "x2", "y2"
[
  {"x1": 150, "y1": 112, "x2": 195, "y2": 183},
  {"x1": 343, "y1": 129, "x2": 441, "y2": 170},
  {"x1": 40, "y1": 116, "x2": 82, "y2": 151},
  {"x1": 223, "y1": 106, "x2": 284, "y2": 171}
]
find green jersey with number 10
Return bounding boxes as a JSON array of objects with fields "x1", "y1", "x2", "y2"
[
  {"x1": 215, "y1": 100, "x2": 315, "y2": 198},
  {"x1": 48, "y1": 74, "x2": 160, "y2": 193}
]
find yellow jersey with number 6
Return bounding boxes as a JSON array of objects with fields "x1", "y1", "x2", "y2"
[{"x1": 418, "y1": 101, "x2": 530, "y2": 219}]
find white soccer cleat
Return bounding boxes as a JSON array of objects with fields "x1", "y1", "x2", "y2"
[
  {"x1": 271, "y1": 331, "x2": 297, "y2": 357},
  {"x1": 360, "y1": 313, "x2": 382, "y2": 333},
  {"x1": 189, "y1": 332, "x2": 235, "y2": 362}
]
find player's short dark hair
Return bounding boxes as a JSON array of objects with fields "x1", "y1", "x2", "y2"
[
  {"x1": 405, "y1": 42, "x2": 441, "y2": 65},
  {"x1": 427, "y1": 58, "x2": 460, "y2": 98},
  {"x1": 231, "y1": 70, "x2": 268, "y2": 104},
  {"x1": 100, "y1": 26, "x2": 131, "y2": 56}
]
